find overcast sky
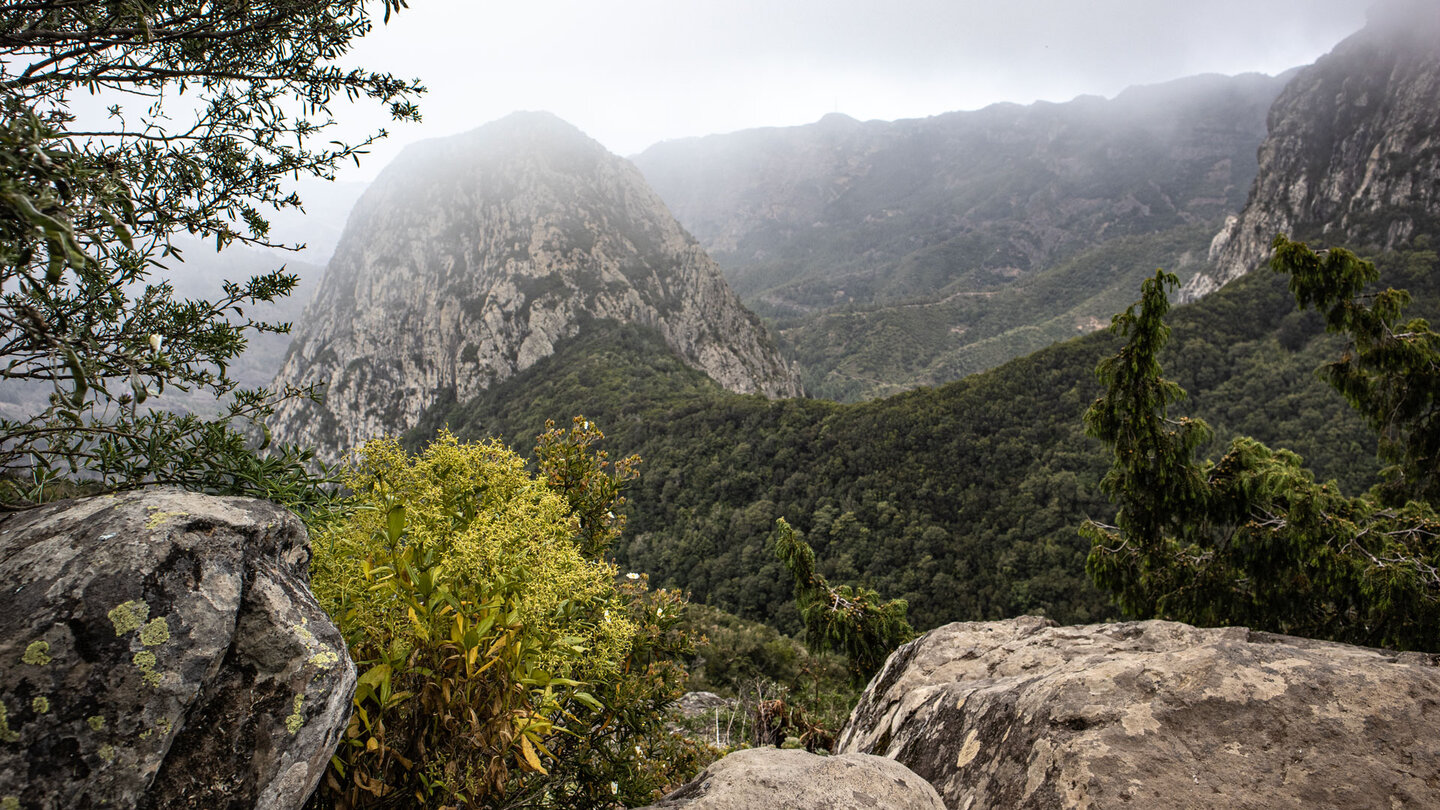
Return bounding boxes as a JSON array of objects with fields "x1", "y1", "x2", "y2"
[{"x1": 327, "y1": 0, "x2": 1373, "y2": 180}]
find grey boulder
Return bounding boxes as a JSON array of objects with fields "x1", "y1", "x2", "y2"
[
  {"x1": 641, "y1": 747, "x2": 945, "y2": 809},
  {"x1": 839, "y1": 616, "x2": 1440, "y2": 809},
  {"x1": 0, "y1": 488, "x2": 354, "y2": 809}
]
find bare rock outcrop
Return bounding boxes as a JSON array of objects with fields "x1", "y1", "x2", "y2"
[
  {"x1": 640, "y1": 747, "x2": 945, "y2": 810},
  {"x1": 0, "y1": 488, "x2": 354, "y2": 809},
  {"x1": 839, "y1": 616, "x2": 1440, "y2": 809}
]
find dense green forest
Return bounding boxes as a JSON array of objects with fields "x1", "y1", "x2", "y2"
[{"x1": 415, "y1": 240, "x2": 1438, "y2": 636}]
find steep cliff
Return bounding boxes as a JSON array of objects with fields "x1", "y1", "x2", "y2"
[
  {"x1": 269, "y1": 112, "x2": 800, "y2": 459},
  {"x1": 1184, "y1": 0, "x2": 1440, "y2": 300}
]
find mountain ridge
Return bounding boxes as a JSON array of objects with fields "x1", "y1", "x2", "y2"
[{"x1": 269, "y1": 111, "x2": 800, "y2": 460}]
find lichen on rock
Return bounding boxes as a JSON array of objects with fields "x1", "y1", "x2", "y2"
[
  {"x1": 840, "y1": 617, "x2": 1440, "y2": 808},
  {"x1": 0, "y1": 488, "x2": 356, "y2": 809}
]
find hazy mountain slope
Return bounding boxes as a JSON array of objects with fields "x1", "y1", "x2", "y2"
[
  {"x1": 778, "y1": 223, "x2": 1215, "y2": 399},
  {"x1": 635, "y1": 73, "x2": 1283, "y2": 306},
  {"x1": 634, "y1": 72, "x2": 1287, "y2": 399},
  {"x1": 269, "y1": 112, "x2": 800, "y2": 460},
  {"x1": 1186, "y1": 0, "x2": 1440, "y2": 299}
]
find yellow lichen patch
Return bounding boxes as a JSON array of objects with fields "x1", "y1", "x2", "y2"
[
  {"x1": 293, "y1": 619, "x2": 316, "y2": 645},
  {"x1": 98, "y1": 744, "x2": 116, "y2": 763},
  {"x1": 139, "y1": 617, "x2": 170, "y2": 647},
  {"x1": 22, "y1": 640, "x2": 51, "y2": 666},
  {"x1": 144, "y1": 510, "x2": 186, "y2": 529},
  {"x1": 1, "y1": 796, "x2": 17, "y2": 810},
  {"x1": 156, "y1": 716, "x2": 172, "y2": 735},
  {"x1": 132, "y1": 650, "x2": 161, "y2": 687},
  {"x1": 108, "y1": 601, "x2": 150, "y2": 636},
  {"x1": 308, "y1": 650, "x2": 339, "y2": 669},
  {"x1": 0, "y1": 701, "x2": 19, "y2": 743},
  {"x1": 87, "y1": 715, "x2": 105, "y2": 731},
  {"x1": 31, "y1": 696, "x2": 49, "y2": 714},
  {"x1": 285, "y1": 694, "x2": 305, "y2": 735}
]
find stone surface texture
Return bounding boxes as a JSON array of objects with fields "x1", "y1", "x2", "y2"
[
  {"x1": 640, "y1": 747, "x2": 945, "y2": 810},
  {"x1": 0, "y1": 488, "x2": 354, "y2": 809},
  {"x1": 1183, "y1": 0, "x2": 1440, "y2": 300},
  {"x1": 270, "y1": 111, "x2": 801, "y2": 460},
  {"x1": 838, "y1": 616, "x2": 1440, "y2": 809}
]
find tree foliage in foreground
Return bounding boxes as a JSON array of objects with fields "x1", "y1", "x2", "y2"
[
  {"x1": 0, "y1": 1, "x2": 422, "y2": 510},
  {"x1": 1083, "y1": 236, "x2": 1440, "y2": 650},
  {"x1": 773, "y1": 517, "x2": 914, "y2": 683},
  {"x1": 311, "y1": 424, "x2": 712, "y2": 809}
]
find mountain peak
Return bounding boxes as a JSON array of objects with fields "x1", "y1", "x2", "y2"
[{"x1": 270, "y1": 114, "x2": 800, "y2": 459}]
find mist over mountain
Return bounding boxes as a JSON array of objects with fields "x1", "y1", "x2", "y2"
[
  {"x1": 633, "y1": 71, "x2": 1290, "y2": 398},
  {"x1": 1186, "y1": 0, "x2": 1440, "y2": 299},
  {"x1": 269, "y1": 112, "x2": 800, "y2": 460}
]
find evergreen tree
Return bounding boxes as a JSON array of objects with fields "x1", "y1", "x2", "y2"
[
  {"x1": 773, "y1": 517, "x2": 914, "y2": 683},
  {"x1": 1083, "y1": 239, "x2": 1440, "y2": 650}
]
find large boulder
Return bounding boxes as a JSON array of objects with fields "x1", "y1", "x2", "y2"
[
  {"x1": 641, "y1": 747, "x2": 945, "y2": 810},
  {"x1": 838, "y1": 616, "x2": 1440, "y2": 809},
  {"x1": 0, "y1": 488, "x2": 354, "y2": 809}
]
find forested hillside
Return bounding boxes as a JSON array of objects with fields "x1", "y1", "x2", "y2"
[{"x1": 415, "y1": 238, "x2": 1438, "y2": 634}]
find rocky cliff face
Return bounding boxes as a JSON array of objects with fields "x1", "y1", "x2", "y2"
[
  {"x1": 633, "y1": 72, "x2": 1286, "y2": 314},
  {"x1": 270, "y1": 112, "x2": 800, "y2": 459},
  {"x1": 1183, "y1": 0, "x2": 1440, "y2": 300}
]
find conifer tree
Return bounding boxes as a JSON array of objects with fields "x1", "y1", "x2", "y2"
[
  {"x1": 1082, "y1": 238, "x2": 1440, "y2": 650},
  {"x1": 774, "y1": 517, "x2": 914, "y2": 683}
]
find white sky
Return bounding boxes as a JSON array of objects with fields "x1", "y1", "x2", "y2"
[{"x1": 324, "y1": 0, "x2": 1373, "y2": 180}]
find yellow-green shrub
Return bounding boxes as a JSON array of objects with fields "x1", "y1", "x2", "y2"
[{"x1": 310, "y1": 432, "x2": 637, "y2": 807}]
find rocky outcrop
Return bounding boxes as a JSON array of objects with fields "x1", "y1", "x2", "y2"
[
  {"x1": 839, "y1": 617, "x2": 1440, "y2": 809},
  {"x1": 270, "y1": 111, "x2": 801, "y2": 460},
  {"x1": 1183, "y1": 0, "x2": 1440, "y2": 300},
  {"x1": 0, "y1": 488, "x2": 353, "y2": 809},
  {"x1": 640, "y1": 747, "x2": 945, "y2": 810}
]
